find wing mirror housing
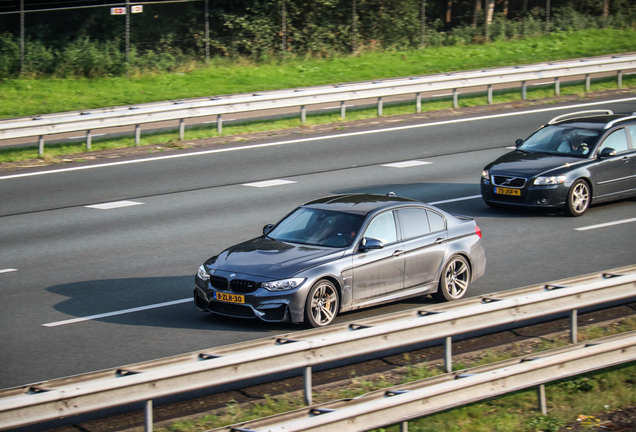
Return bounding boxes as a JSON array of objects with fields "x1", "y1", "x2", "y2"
[
  {"x1": 263, "y1": 224, "x2": 275, "y2": 236},
  {"x1": 359, "y1": 237, "x2": 384, "y2": 251},
  {"x1": 598, "y1": 147, "x2": 617, "y2": 158},
  {"x1": 515, "y1": 139, "x2": 524, "y2": 147}
]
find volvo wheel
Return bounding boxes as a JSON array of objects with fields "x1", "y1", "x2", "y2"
[
  {"x1": 564, "y1": 179, "x2": 590, "y2": 217},
  {"x1": 304, "y1": 279, "x2": 340, "y2": 327},
  {"x1": 433, "y1": 256, "x2": 471, "y2": 301}
]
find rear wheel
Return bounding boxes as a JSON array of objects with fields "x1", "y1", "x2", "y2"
[
  {"x1": 304, "y1": 279, "x2": 340, "y2": 328},
  {"x1": 433, "y1": 256, "x2": 471, "y2": 302},
  {"x1": 564, "y1": 179, "x2": 590, "y2": 217}
]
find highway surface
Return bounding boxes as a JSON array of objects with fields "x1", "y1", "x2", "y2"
[{"x1": 1, "y1": 97, "x2": 636, "y2": 390}]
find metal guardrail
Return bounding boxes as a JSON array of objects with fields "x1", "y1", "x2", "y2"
[
  {"x1": 217, "y1": 331, "x2": 636, "y2": 432},
  {"x1": 1, "y1": 53, "x2": 635, "y2": 155},
  {"x1": 0, "y1": 265, "x2": 635, "y2": 431}
]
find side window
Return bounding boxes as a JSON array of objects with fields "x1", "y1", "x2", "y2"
[
  {"x1": 598, "y1": 129, "x2": 629, "y2": 154},
  {"x1": 397, "y1": 208, "x2": 431, "y2": 240},
  {"x1": 427, "y1": 211, "x2": 446, "y2": 232},
  {"x1": 627, "y1": 125, "x2": 636, "y2": 148},
  {"x1": 364, "y1": 211, "x2": 398, "y2": 244}
]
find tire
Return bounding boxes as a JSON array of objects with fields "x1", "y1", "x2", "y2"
[
  {"x1": 564, "y1": 179, "x2": 590, "y2": 217},
  {"x1": 433, "y1": 256, "x2": 471, "y2": 302},
  {"x1": 304, "y1": 279, "x2": 340, "y2": 328}
]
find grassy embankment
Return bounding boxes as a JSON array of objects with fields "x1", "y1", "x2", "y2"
[
  {"x1": 155, "y1": 318, "x2": 636, "y2": 432},
  {"x1": 1, "y1": 28, "x2": 635, "y2": 164}
]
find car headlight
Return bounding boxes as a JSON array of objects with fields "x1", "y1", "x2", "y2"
[
  {"x1": 262, "y1": 278, "x2": 306, "y2": 292},
  {"x1": 534, "y1": 175, "x2": 566, "y2": 185},
  {"x1": 481, "y1": 169, "x2": 490, "y2": 180},
  {"x1": 197, "y1": 265, "x2": 210, "y2": 281}
]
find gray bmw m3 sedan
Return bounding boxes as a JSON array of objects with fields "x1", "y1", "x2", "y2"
[{"x1": 194, "y1": 193, "x2": 486, "y2": 327}]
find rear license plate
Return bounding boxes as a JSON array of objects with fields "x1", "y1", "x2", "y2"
[
  {"x1": 494, "y1": 187, "x2": 521, "y2": 196},
  {"x1": 215, "y1": 292, "x2": 245, "y2": 304}
]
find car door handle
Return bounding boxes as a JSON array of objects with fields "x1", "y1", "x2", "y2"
[
  {"x1": 622, "y1": 156, "x2": 630, "y2": 162},
  {"x1": 435, "y1": 238, "x2": 446, "y2": 244},
  {"x1": 392, "y1": 250, "x2": 404, "y2": 257}
]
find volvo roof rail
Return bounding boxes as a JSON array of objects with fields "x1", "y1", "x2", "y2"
[
  {"x1": 548, "y1": 110, "x2": 614, "y2": 125},
  {"x1": 604, "y1": 114, "x2": 636, "y2": 129}
]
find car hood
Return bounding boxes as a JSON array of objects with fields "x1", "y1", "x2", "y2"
[
  {"x1": 487, "y1": 151, "x2": 585, "y2": 177},
  {"x1": 205, "y1": 237, "x2": 346, "y2": 279}
]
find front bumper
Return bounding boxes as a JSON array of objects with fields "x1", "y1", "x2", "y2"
[
  {"x1": 480, "y1": 179, "x2": 569, "y2": 209},
  {"x1": 194, "y1": 276, "x2": 301, "y2": 323}
]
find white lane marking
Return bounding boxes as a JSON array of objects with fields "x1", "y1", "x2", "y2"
[
  {"x1": 242, "y1": 179, "x2": 297, "y2": 188},
  {"x1": 383, "y1": 160, "x2": 432, "y2": 168},
  {"x1": 69, "y1": 134, "x2": 106, "y2": 139},
  {"x1": 3, "y1": 95, "x2": 636, "y2": 181},
  {"x1": 0, "y1": 268, "x2": 17, "y2": 274},
  {"x1": 575, "y1": 217, "x2": 636, "y2": 231},
  {"x1": 42, "y1": 298, "x2": 191, "y2": 327},
  {"x1": 85, "y1": 200, "x2": 144, "y2": 209},
  {"x1": 430, "y1": 195, "x2": 482, "y2": 205}
]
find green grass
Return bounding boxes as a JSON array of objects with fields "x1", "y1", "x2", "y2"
[
  {"x1": 1, "y1": 29, "x2": 635, "y2": 120},
  {"x1": 2, "y1": 72, "x2": 635, "y2": 165}
]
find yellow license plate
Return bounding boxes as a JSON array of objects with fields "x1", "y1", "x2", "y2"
[
  {"x1": 215, "y1": 292, "x2": 245, "y2": 304},
  {"x1": 494, "y1": 187, "x2": 521, "y2": 196}
]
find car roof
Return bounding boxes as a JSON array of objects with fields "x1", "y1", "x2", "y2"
[{"x1": 302, "y1": 194, "x2": 421, "y2": 215}]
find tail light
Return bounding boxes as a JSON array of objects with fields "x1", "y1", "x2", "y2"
[{"x1": 475, "y1": 225, "x2": 482, "y2": 238}]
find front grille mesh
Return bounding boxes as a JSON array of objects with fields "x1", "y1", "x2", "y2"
[
  {"x1": 210, "y1": 302, "x2": 255, "y2": 318},
  {"x1": 208, "y1": 276, "x2": 259, "y2": 294}
]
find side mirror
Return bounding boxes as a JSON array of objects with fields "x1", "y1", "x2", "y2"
[
  {"x1": 359, "y1": 237, "x2": 384, "y2": 251},
  {"x1": 515, "y1": 139, "x2": 524, "y2": 147},
  {"x1": 263, "y1": 224, "x2": 275, "y2": 236},
  {"x1": 598, "y1": 147, "x2": 616, "y2": 158}
]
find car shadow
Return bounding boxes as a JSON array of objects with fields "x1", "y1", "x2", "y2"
[
  {"x1": 45, "y1": 276, "x2": 300, "y2": 333},
  {"x1": 45, "y1": 276, "x2": 443, "y2": 332}
]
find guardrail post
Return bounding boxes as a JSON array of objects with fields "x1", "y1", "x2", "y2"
[
  {"x1": 144, "y1": 399, "x2": 153, "y2": 432},
  {"x1": 86, "y1": 130, "x2": 92, "y2": 150},
  {"x1": 135, "y1": 124, "x2": 141, "y2": 146},
  {"x1": 378, "y1": 97, "x2": 383, "y2": 116},
  {"x1": 554, "y1": 77, "x2": 560, "y2": 96},
  {"x1": 38, "y1": 135, "x2": 44, "y2": 157},
  {"x1": 521, "y1": 81, "x2": 527, "y2": 100},
  {"x1": 445, "y1": 336, "x2": 452, "y2": 373},
  {"x1": 217, "y1": 115, "x2": 223, "y2": 134},
  {"x1": 400, "y1": 421, "x2": 408, "y2": 432},
  {"x1": 340, "y1": 101, "x2": 346, "y2": 119},
  {"x1": 487, "y1": 85, "x2": 493, "y2": 104},
  {"x1": 452, "y1": 89, "x2": 459, "y2": 109},
  {"x1": 416, "y1": 93, "x2": 421, "y2": 113},
  {"x1": 618, "y1": 70, "x2": 623, "y2": 88},
  {"x1": 585, "y1": 74, "x2": 591, "y2": 92},
  {"x1": 179, "y1": 119, "x2": 185, "y2": 140},
  {"x1": 304, "y1": 366, "x2": 312, "y2": 405},
  {"x1": 570, "y1": 309, "x2": 578, "y2": 344},
  {"x1": 538, "y1": 385, "x2": 547, "y2": 415},
  {"x1": 301, "y1": 105, "x2": 306, "y2": 124}
]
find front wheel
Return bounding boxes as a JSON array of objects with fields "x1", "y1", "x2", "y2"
[
  {"x1": 304, "y1": 279, "x2": 340, "y2": 328},
  {"x1": 433, "y1": 256, "x2": 471, "y2": 302},
  {"x1": 564, "y1": 179, "x2": 590, "y2": 217}
]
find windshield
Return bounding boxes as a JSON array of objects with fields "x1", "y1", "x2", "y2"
[
  {"x1": 518, "y1": 125, "x2": 600, "y2": 158},
  {"x1": 268, "y1": 207, "x2": 364, "y2": 248}
]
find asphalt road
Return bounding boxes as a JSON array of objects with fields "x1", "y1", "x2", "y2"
[{"x1": 1, "y1": 97, "x2": 636, "y2": 390}]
